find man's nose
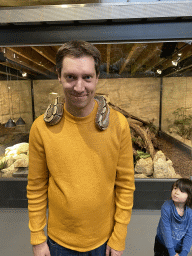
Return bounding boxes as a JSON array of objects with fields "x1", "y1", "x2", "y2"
[{"x1": 74, "y1": 78, "x2": 84, "y2": 92}]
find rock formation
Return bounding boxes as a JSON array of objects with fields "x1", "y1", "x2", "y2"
[
  {"x1": 135, "y1": 150, "x2": 182, "y2": 179},
  {"x1": 0, "y1": 142, "x2": 29, "y2": 178}
]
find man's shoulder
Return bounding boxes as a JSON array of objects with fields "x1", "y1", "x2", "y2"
[
  {"x1": 109, "y1": 107, "x2": 128, "y2": 124},
  {"x1": 32, "y1": 114, "x2": 44, "y2": 126},
  {"x1": 30, "y1": 114, "x2": 46, "y2": 132}
]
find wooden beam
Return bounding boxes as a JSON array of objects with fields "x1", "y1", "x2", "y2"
[
  {"x1": 145, "y1": 42, "x2": 189, "y2": 73},
  {"x1": 162, "y1": 55, "x2": 192, "y2": 77},
  {"x1": 131, "y1": 44, "x2": 162, "y2": 75},
  {"x1": 7, "y1": 47, "x2": 56, "y2": 73},
  {"x1": 4, "y1": 48, "x2": 54, "y2": 77},
  {"x1": 0, "y1": 61, "x2": 36, "y2": 77},
  {"x1": 32, "y1": 46, "x2": 56, "y2": 65},
  {"x1": 119, "y1": 44, "x2": 138, "y2": 74},
  {"x1": 107, "y1": 44, "x2": 111, "y2": 74}
]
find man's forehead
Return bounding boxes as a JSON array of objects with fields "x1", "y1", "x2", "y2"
[
  {"x1": 62, "y1": 56, "x2": 96, "y2": 74},
  {"x1": 63, "y1": 55, "x2": 94, "y2": 62}
]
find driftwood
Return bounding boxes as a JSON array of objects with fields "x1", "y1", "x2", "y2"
[
  {"x1": 129, "y1": 122, "x2": 155, "y2": 158},
  {"x1": 108, "y1": 102, "x2": 155, "y2": 159}
]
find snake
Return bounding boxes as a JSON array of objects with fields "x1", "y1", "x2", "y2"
[{"x1": 44, "y1": 95, "x2": 110, "y2": 131}]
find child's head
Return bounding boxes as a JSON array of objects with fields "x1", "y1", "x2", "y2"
[{"x1": 171, "y1": 178, "x2": 192, "y2": 208}]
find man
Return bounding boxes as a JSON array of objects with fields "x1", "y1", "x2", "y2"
[{"x1": 27, "y1": 40, "x2": 135, "y2": 256}]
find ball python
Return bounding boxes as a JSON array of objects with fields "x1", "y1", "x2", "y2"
[{"x1": 44, "y1": 95, "x2": 110, "y2": 131}]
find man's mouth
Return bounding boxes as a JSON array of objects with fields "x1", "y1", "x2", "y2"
[{"x1": 70, "y1": 94, "x2": 88, "y2": 97}]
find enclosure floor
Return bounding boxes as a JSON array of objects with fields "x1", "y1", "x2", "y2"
[{"x1": 0, "y1": 209, "x2": 191, "y2": 256}]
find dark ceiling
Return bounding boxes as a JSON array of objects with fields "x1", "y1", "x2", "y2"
[{"x1": 0, "y1": 41, "x2": 192, "y2": 81}]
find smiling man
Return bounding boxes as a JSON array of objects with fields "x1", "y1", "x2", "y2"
[
  {"x1": 59, "y1": 55, "x2": 98, "y2": 117},
  {"x1": 27, "y1": 40, "x2": 135, "y2": 256}
]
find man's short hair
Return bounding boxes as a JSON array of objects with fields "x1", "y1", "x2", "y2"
[{"x1": 56, "y1": 40, "x2": 101, "y2": 77}]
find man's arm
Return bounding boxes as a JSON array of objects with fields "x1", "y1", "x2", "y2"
[
  {"x1": 107, "y1": 116, "x2": 135, "y2": 252},
  {"x1": 27, "y1": 120, "x2": 49, "y2": 250}
]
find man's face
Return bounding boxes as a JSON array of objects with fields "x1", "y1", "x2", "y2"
[{"x1": 58, "y1": 55, "x2": 99, "y2": 116}]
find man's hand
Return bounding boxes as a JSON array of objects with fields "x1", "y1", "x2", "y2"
[
  {"x1": 106, "y1": 245, "x2": 124, "y2": 256},
  {"x1": 32, "y1": 241, "x2": 51, "y2": 256}
]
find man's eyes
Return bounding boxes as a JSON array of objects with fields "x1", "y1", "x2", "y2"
[
  {"x1": 66, "y1": 75, "x2": 75, "y2": 80},
  {"x1": 84, "y1": 76, "x2": 91, "y2": 80},
  {"x1": 65, "y1": 75, "x2": 92, "y2": 80}
]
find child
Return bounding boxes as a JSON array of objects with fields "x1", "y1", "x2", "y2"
[{"x1": 154, "y1": 178, "x2": 192, "y2": 256}]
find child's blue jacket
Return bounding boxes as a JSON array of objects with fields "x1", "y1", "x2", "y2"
[{"x1": 156, "y1": 200, "x2": 192, "y2": 256}]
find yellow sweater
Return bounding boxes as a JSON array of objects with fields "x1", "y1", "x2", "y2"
[{"x1": 27, "y1": 100, "x2": 135, "y2": 252}]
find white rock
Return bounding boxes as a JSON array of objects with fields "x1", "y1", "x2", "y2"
[
  {"x1": 6, "y1": 156, "x2": 15, "y2": 168},
  {"x1": 174, "y1": 174, "x2": 182, "y2": 178},
  {"x1": 167, "y1": 160, "x2": 177, "y2": 178},
  {"x1": 0, "y1": 157, "x2": 6, "y2": 170},
  {"x1": 14, "y1": 154, "x2": 29, "y2": 168},
  {"x1": 153, "y1": 157, "x2": 177, "y2": 179},
  {"x1": 153, "y1": 158, "x2": 169, "y2": 178},
  {"x1": 135, "y1": 157, "x2": 153, "y2": 176},
  {"x1": 1, "y1": 164, "x2": 18, "y2": 178},
  {"x1": 5, "y1": 143, "x2": 29, "y2": 157},
  {"x1": 4, "y1": 143, "x2": 29, "y2": 168},
  {"x1": 153, "y1": 150, "x2": 166, "y2": 162},
  {"x1": 134, "y1": 173, "x2": 149, "y2": 179}
]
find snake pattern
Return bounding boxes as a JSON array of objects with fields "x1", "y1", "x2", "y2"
[{"x1": 44, "y1": 95, "x2": 110, "y2": 131}]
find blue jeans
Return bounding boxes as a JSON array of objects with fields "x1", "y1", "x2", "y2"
[{"x1": 47, "y1": 236, "x2": 107, "y2": 256}]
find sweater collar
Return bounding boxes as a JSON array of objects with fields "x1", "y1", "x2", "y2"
[
  {"x1": 171, "y1": 200, "x2": 187, "y2": 221},
  {"x1": 63, "y1": 100, "x2": 98, "y2": 124}
]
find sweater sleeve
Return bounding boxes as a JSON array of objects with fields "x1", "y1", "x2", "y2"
[
  {"x1": 107, "y1": 117, "x2": 135, "y2": 251},
  {"x1": 27, "y1": 120, "x2": 49, "y2": 245},
  {"x1": 160, "y1": 203, "x2": 176, "y2": 256}
]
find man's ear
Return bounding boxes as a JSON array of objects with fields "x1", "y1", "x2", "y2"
[
  {"x1": 58, "y1": 73, "x2": 61, "y2": 83},
  {"x1": 56, "y1": 68, "x2": 61, "y2": 83},
  {"x1": 96, "y1": 72, "x2": 100, "y2": 82}
]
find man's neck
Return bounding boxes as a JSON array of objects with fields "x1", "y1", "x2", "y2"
[{"x1": 65, "y1": 101, "x2": 95, "y2": 117}]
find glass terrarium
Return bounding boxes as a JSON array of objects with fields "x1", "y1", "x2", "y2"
[{"x1": 0, "y1": 41, "x2": 191, "y2": 179}]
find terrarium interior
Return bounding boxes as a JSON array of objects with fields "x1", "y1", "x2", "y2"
[{"x1": 0, "y1": 41, "x2": 191, "y2": 179}]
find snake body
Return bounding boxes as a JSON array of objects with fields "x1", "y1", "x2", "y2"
[{"x1": 44, "y1": 95, "x2": 110, "y2": 131}]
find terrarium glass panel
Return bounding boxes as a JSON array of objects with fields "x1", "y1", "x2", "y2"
[{"x1": 0, "y1": 41, "x2": 191, "y2": 179}]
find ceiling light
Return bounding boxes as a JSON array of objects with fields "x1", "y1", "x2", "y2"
[
  {"x1": 5, "y1": 118, "x2": 16, "y2": 128},
  {"x1": 49, "y1": 92, "x2": 58, "y2": 95},
  {"x1": 172, "y1": 56, "x2": 181, "y2": 67},
  {"x1": 157, "y1": 69, "x2": 162, "y2": 74},
  {"x1": 16, "y1": 117, "x2": 26, "y2": 126},
  {"x1": 22, "y1": 72, "x2": 27, "y2": 77},
  {"x1": 178, "y1": 53, "x2": 182, "y2": 56},
  {"x1": 172, "y1": 60, "x2": 178, "y2": 66}
]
